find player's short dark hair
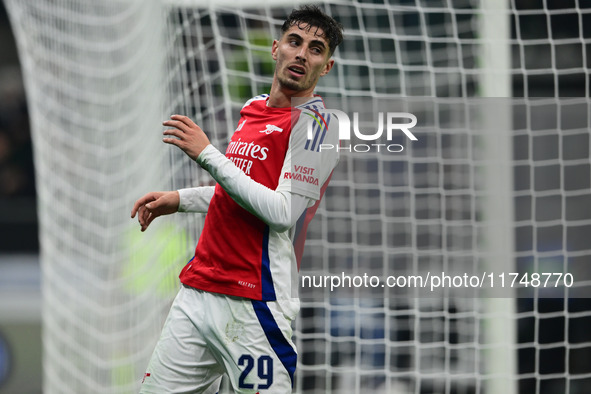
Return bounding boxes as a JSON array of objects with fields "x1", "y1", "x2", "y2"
[{"x1": 281, "y1": 5, "x2": 344, "y2": 57}]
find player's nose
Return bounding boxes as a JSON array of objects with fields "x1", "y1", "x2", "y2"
[{"x1": 295, "y1": 46, "x2": 307, "y2": 62}]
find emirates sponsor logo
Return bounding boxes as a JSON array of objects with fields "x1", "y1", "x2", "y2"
[
  {"x1": 226, "y1": 138, "x2": 270, "y2": 175},
  {"x1": 227, "y1": 138, "x2": 269, "y2": 160}
]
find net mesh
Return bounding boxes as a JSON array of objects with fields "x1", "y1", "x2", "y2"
[{"x1": 3, "y1": 0, "x2": 591, "y2": 393}]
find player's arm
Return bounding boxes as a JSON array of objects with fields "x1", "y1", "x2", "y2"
[
  {"x1": 130, "y1": 186, "x2": 214, "y2": 231},
  {"x1": 196, "y1": 145, "x2": 312, "y2": 232},
  {"x1": 177, "y1": 186, "x2": 215, "y2": 213},
  {"x1": 162, "y1": 114, "x2": 314, "y2": 232}
]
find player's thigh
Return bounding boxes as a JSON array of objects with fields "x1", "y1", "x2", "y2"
[
  {"x1": 141, "y1": 287, "x2": 224, "y2": 394},
  {"x1": 212, "y1": 297, "x2": 299, "y2": 394}
]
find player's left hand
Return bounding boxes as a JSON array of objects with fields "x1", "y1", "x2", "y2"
[
  {"x1": 130, "y1": 191, "x2": 179, "y2": 232},
  {"x1": 162, "y1": 115, "x2": 211, "y2": 161}
]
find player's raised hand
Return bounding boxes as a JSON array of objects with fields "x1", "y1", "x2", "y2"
[
  {"x1": 130, "y1": 191, "x2": 179, "y2": 231},
  {"x1": 162, "y1": 115, "x2": 211, "y2": 161}
]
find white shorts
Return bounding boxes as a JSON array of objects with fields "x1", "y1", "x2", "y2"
[{"x1": 140, "y1": 285, "x2": 300, "y2": 394}]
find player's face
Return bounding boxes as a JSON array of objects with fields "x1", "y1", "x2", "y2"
[{"x1": 271, "y1": 24, "x2": 335, "y2": 94}]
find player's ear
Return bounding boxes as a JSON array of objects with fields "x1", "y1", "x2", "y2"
[
  {"x1": 320, "y1": 58, "x2": 335, "y2": 77},
  {"x1": 271, "y1": 39, "x2": 279, "y2": 61}
]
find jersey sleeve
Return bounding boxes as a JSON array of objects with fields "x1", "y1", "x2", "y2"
[
  {"x1": 177, "y1": 186, "x2": 215, "y2": 213},
  {"x1": 195, "y1": 145, "x2": 313, "y2": 232},
  {"x1": 276, "y1": 109, "x2": 339, "y2": 201}
]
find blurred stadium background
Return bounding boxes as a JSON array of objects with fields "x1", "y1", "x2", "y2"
[
  {"x1": 0, "y1": 1, "x2": 590, "y2": 393},
  {"x1": 0, "y1": 2, "x2": 41, "y2": 393}
]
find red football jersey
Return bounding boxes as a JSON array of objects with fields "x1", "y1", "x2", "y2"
[{"x1": 180, "y1": 95, "x2": 339, "y2": 300}]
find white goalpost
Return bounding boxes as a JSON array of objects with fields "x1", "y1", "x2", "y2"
[
  {"x1": 479, "y1": 1, "x2": 516, "y2": 394},
  {"x1": 3, "y1": 0, "x2": 591, "y2": 393}
]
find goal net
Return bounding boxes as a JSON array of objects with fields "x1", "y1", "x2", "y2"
[{"x1": 3, "y1": 0, "x2": 591, "y2": 393}]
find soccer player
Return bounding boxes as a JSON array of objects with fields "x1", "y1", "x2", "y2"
[{"x1": 131, "y1": 5, "x2": 343, "y2": 393}]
